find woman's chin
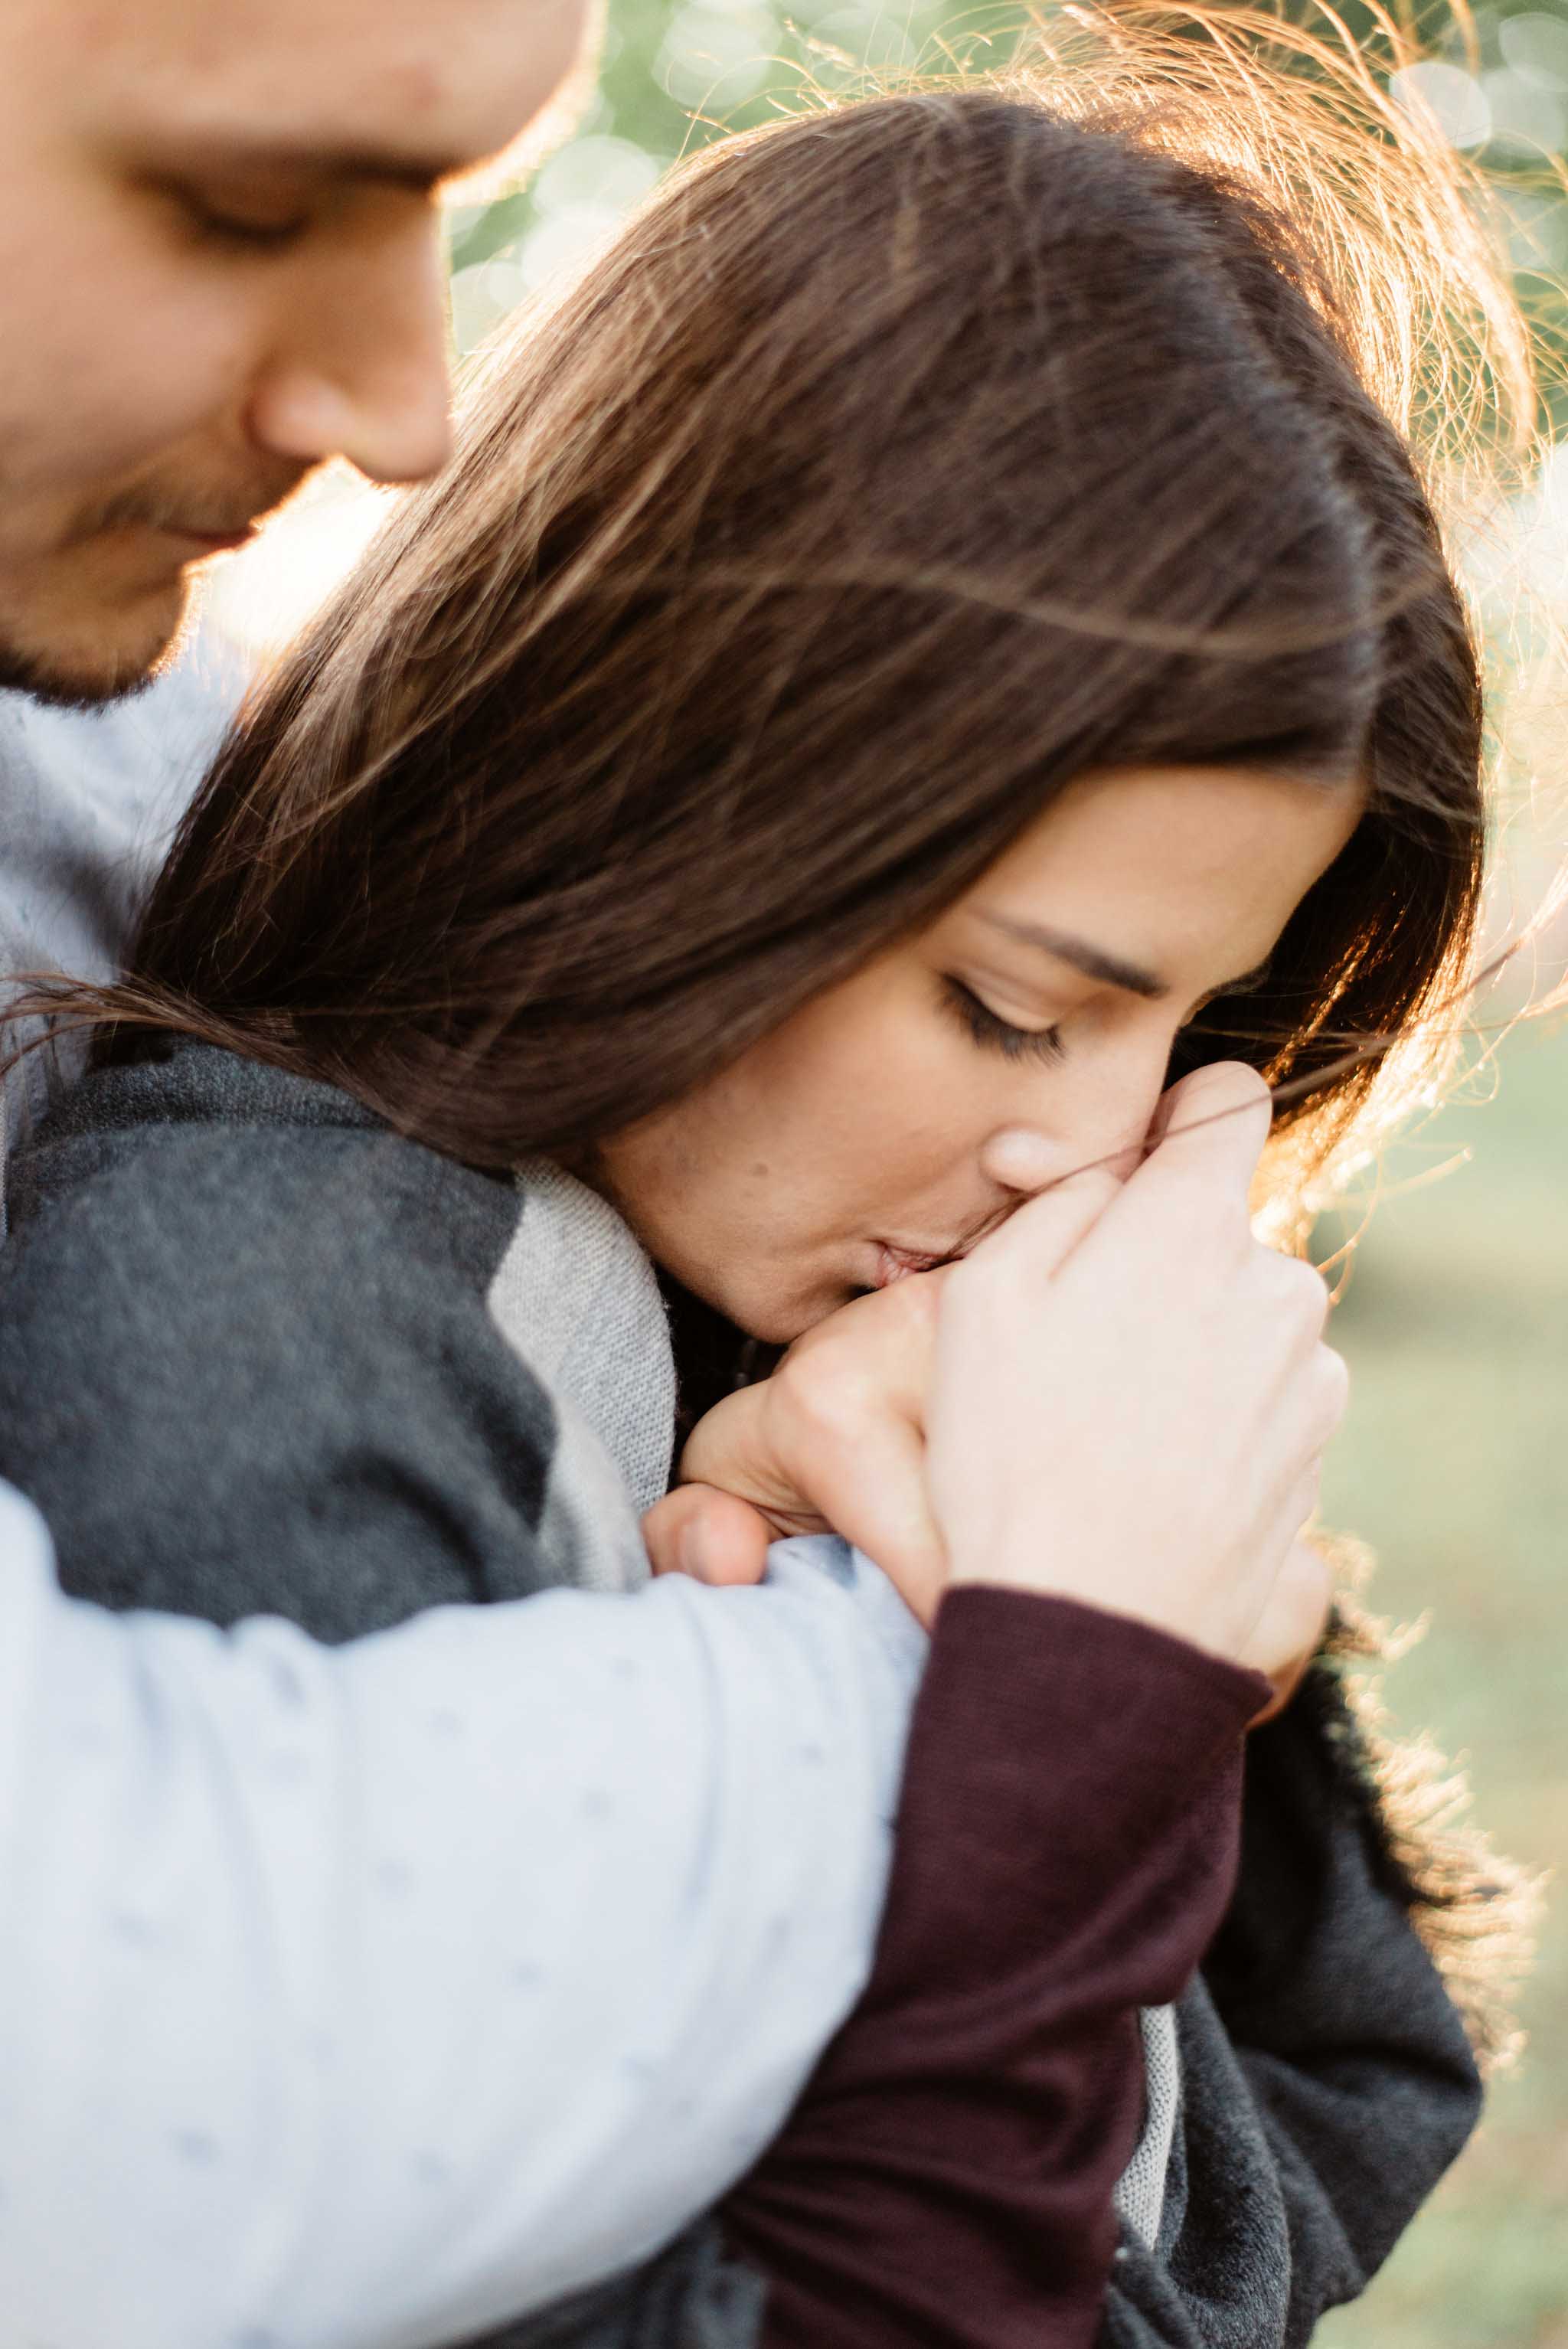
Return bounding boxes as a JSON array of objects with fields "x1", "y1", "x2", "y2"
[{"x1": 717, "y1": 1266, "x2": 861, "y2": 1349}]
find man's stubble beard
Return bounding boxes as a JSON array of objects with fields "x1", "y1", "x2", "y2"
[
  {"x1": 0, "y1": 456, "x2": 311, "y2": 709},
  {"x1": 0, "y1": 581, "x2": 194, "y2": 710}
]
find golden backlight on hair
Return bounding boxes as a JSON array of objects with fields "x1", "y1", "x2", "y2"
[{"x1": 1011, "y1": 1, "x2": 1534, "y2": 456}]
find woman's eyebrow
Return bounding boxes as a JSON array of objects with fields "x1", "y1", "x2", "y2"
[
  {"x1": 975, "y1": 915, "x2": 1277, "y2": 1002},
  {"x1": 976, "y1": 913, "x2": 1168, "y2": 998}
]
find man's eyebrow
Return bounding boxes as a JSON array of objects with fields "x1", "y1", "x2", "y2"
[{"x1": 156, "y1": 132, "x2": 477, "y2": 197}]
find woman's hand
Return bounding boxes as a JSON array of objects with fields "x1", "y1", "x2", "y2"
[
  {"x1": 645, "y1": 1061, "x2": 1343, "y2": 1687},
  {"x1": 927, "y1": 1063, "x2": 1342, "y2": 1681},
  {"x1": 648, "y1": 1270, "x2": 952, "y2": 1618}
]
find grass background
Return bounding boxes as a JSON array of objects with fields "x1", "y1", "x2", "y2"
[{"x1": 1315, "y1": 1013, "x2": 1568, "y2": 2348}]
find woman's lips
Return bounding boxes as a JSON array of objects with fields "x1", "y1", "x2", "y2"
[{"x1": 872, "y1": 1242, "x2": 952, "y2": 1288}]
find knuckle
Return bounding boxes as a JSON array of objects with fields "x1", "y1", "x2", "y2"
[
  {"x1": 1259, "y1": 1250, "x2": 1329, "y2": 1331},
  {"x1": 1289, "y1": 1540, "x2": 1334, "y2": 1616},
  {"x1": 780, "y1": 1350, "x2": 863, "y2": 1433},
  {"x1": 887, "y1": 1270, "x2": 941, "y2": 1341},
  {"x1": 946, "y1": 1243, "x2": 1008, "y2": 1310},
  {"x1": 1279, "y1": 1580, "x2": 1332, "y2": 1661},
  {"x1": 1292, "y1": 1261, "x2": 1331, "y2": 1332},
  {"x1": 1160, "y1": 1065, "x2": 1272, "y2": 1165},
  {"x1": 1061, "y1": 1167, "x2": 1128, "y2": 1231},
  {"x1": 1172, "y1": 1060, "x2": 1271, "y2": 1117},
  {"x1": 1055, "y1": 1165, "x2": 1125, "y2": 1208},
  {"x1": 776, "y1": 1315, "x2": 907, "y2": 1442},
  {"x1": 1315, "y1": 1344, "x2": 1351, "y2": 1427}
]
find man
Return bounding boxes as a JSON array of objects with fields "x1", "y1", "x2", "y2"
[
  {"x1": 0, "y1": 0, "x2": 588, "y2": 1169},
  {"x1": 0, "y1": 5, "x2": 1344, "y2": 2343},
  {"x1": 0, "y1": 0, "x2": 587, "y2": 1170},
  {"x1": 0, "y1": 0, "x2": 590, "y2": 704}
]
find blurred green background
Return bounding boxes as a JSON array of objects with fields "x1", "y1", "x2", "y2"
[
  {"x1": 452, "y1": 6, "x2": 1567, "y2": 2340},
  {"x1": 1316, "y1": 1010, "x2": 1568, "y2": 2349},
  {"x1": 446, "y1": 0, "x2": 1568, "y2": 394}
]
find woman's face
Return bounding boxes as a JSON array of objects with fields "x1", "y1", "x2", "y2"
[{"x1": 593, "y1": 764, "x2": 1363, "y2": 1343}]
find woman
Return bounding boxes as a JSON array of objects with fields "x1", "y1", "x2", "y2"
[{"x1": 0, "y1": 28, "x2": 1524, "y2": 2347}]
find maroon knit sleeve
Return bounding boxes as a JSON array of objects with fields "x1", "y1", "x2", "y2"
[{"x1": 722, "y1": 1586, "x2": 1268, "y2": 2347}]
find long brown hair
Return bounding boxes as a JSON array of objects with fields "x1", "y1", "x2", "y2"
[{"x1": 28, "y1": 7, "x2": 1533, "y2": 1207}]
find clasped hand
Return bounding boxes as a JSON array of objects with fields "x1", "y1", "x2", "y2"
[{"x1": 644, "y1": 1063, "x2": 1344, "y2": 1714}]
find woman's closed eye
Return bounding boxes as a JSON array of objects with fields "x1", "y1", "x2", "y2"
[{"x1": 939, "y1": 977, "x2": 1067, "y2": 1066}]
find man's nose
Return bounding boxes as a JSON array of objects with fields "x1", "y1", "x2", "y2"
[{"x1": 247, "y1": 219, "x2": 456, "y2": 488}]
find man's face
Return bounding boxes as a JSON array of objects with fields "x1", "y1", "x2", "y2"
[{"x1": 0, "y1": 0, "x2": 590, "y2": 704}]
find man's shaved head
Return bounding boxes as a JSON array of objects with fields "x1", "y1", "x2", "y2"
[{"x1": 0, "y1": 0, "x2": 592, "y2": 703}]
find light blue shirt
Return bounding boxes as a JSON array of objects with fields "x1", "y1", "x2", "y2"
[{"x1": 0, "y1": 1485, "x2": 926, "y2": 2347}]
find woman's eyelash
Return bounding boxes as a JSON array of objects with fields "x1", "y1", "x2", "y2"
[{"x1": 940, "y1": 978, "x2": 1067, "y2": 1066}]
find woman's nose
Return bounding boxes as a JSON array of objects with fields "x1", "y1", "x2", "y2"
[
  {"x1": 979, "y1": 1122, "x2": 1148, "y2": 1196},
  {"x1": 979, "y1": 1129, "x2": 1063, "y2": 1195},
  {"x1": 978, "y1": 1034, "x2": 1179, "y2": 1197}
]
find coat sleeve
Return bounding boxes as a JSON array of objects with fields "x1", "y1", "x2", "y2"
[{"x1": 1098, "y1": 1659, "x2": 1485, "y2": 2349}]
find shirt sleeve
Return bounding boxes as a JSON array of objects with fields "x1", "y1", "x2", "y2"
[
  {"x1": 0, "y1": 1488, "x2": 926, "y2": 2349},
  {"x1": 724, "y1": 1585, "x2": 1269, "y2": 2347}
]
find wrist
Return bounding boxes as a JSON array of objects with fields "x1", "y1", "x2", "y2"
[{"x1": 943, "y1": 1550, "x2": 1240, "y2": 1672}]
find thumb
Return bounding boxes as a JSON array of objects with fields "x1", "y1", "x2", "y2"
[{"x1": 643, "y1": 1485, "x2": 774, "y2": 1586}]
